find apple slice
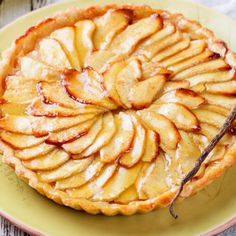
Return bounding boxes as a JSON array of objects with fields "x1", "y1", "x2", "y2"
[
  {"x1": 92, "y1": 162, "x2": 142, "y2": 202},
  {"x1": 137, "y1": 110, "x2": 180, "y2": 150},
  {"x1": 156, "y1": 88, "x2": 205, "y2": 109},
  {"x1": 75, "y1": 20, "x2": 95, "y2": 66},
  {"x1": 0, "y1": 131, "x2": 46, "y2": 149},
  {"x1": 62, "y1": 116, "x2": 103, "y2": 154},
  {"x1": 172, "y1": 58, "x2": 229, "y2": 80},
  {"x1": 46, "y1": 118, "x2": 96, "y2": 145},
  {"x1": 67, "y1": 163, "x2": 117, "y2": 198},
  {"x1": 31, "y1": 113, "x2": 96, "y2": 136},
  {"x1": 149, "y1": 103, "x2": 199, "y2": 131},
  {"x1": 51, "y1": 27, "x2": 81, "y2": 71},
  {"x1": 15, "y1": 142, "x2": 55, "y2": 160},
  {"x1": 81, "y1": 112, "x2": 116, "y2": 157},
  {"x1": 163, "y1": 80, "x2": 190, "y2": 93},
  {"x1": 109, "y1": 14, "x2": 163, "y2": 56},
  {"x1": 129, "y1": 75, "x2": 167, "y2": 109},
  {"x1": 142, "y1": 129, "x2": 159, "y2": 162},
  {"x1": 63, "y1": 68, "x2": 117, "y2": 110},
  {"x1": 205, "y1": 80, "x2": 236, "y2": 95},
  {"x1": 3, "y1": 76, "x2": 37, "y2": 104},
  {"x1": 38, "y1": 38, "x2": 71, "y2": 69},
  {"x1": 119, "y1": 115, "x2": 146, "y2": 168},
  {"x1": 38, "y1": 156, "x2": 93, "y2": 183},
  {"x1": 100, "y1": 112, "x2": 134, "y2": 163},
  {"x1": 186, "y1": 69, "x2": 235, "y2": 87},
  {"x1": 20, "y1": 56, "x2": 59, "y2": 80},
  {"x1": 93, "y1": 9, "x2": 131, "y2": 50},
  {"x1": 201, "y1": 93, "x2": 236, "y2": 109},
  {"x1": 103, "y1": 60, "x2": 126, "y2": 106},
  {"x1": 55, "y1": 155, "x2": 104, "y2": 190},
  {"x1": 22, "y1": 149, "x2": 69, "y2": 171},
  {"x1": 161, "y1": 40, "x2": 206, "y2": 67},
  {"x1": 114, "y1": 185, "x2": 138, "y2": 204},
  {"x1": 116, "y1": 59, "x2": 142, "y2": 108},
  {"x1": 200, "y1": 104, "x2": 230, "y2": 116},
  {"x1": 193, "y1": 109, "x2": 226, "y2": 128}
]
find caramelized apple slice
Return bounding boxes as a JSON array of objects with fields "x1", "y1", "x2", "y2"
[
  {"x1": 150, "y1": 103, "x2": 199, "y2": 131},
  {"x1": 38, "y1": 38, "x2": 71, "y2": 69},
  {"x1": 163, "y1": 80, "x2": 190, "y2": 93},
  {"x1": 23, "y1": 149, "x2": 69, "y2": 171},
  {"x1": 142, "y1": 129, "x2": 159, "y2": 162},
  {"x1": 38, "y1": 156, "x2": 93, "y2": 182},
  {"x1": 67, "y1": 163, "x2": 117, "y2": 198},
  {"x1": 55, "y1": 155, "x2": 104, "y2": 190},
  {"x1": 93, "y1": 9, "x2": 131, "y2": 50},
  {"x1": 51, "y1": 27, "x2": 81, "y2": 71},
  {"x1": 3, "y1": 76, "x2": 37, "y2": 104},
  {"x1": 92, "y1": 162, "x2": 142, "y2": 201},
  {"x1": 0, "y1": 131, "x2": 46, "y2": 149},
  {"x1": 100, "y1": 112, "x2": 134, "y2": 163},
  {"x1": 200, "y1": 104, "x2": 230, "y2": 116},
  {"x1": 137, "y1": 110, "x2": 180, "y2": 150},
  {"x1": 46, "y1": 118, "x2": 96, "y2": 145},
  {"x1": 114, "y1": 185, "x2": 138, "y2": 204},
  {"x1": 205, "y1": 80, "x2": 236, "y2": 95},
  {"x1": 15, "y1": 142, "x2": 55, "y2": 160},
  {"x1": 75, "y1": 20, "x2": 95, "y2": 66},
  {"x1": 109, "y1": 14, "x2": 162, "y2": 55},
  {"x1": 156, "y1": 88, "x2": 205, "y2": 109},
  {"x1": 63, "y1": 68, "x2": 117, "y2": 110},
  {"x1": 62, "y1": 116, "x2": 103, "y2": 154},
  {"x1": 81, "y1": 112, "x2": 116, "y2": 157},
  {"x1": 119, "y1": 115, "x2": 146, "y2": 168}
]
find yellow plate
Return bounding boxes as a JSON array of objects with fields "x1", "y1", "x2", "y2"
[{"x1": 0, "y1": 0, "x2": 236, "y2": 235}]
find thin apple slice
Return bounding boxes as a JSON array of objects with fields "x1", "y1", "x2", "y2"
[
  {"x1": 161, "y1": 40, "x2": 206, "y2": 67},
  {"x1": 46, "y1": 118, "x2": 96, "y2": 145},
  {"x1": 163, "y1": 80, "x2": 190, "y2": 93},
  {"x1": 137, "y1": 110, "x2": 180, "y2": 150},
  {"x1": 119, "y1": 115, "x2": 146, "y2": 168},
  {"x1": 51, "y1": 27, "x2": 81, "y2": 71},
  {"x1": 193, "y1": 109, "x2": 226, "y2": 128},
  {"x1": 62, "y1": 116, "x2": 103, "y2": 154},
  {"x1": 172, "y1": 58, "x2": 229, "y2": 80},
  {"x1": 92, "y1": 162, "x2": 142, "y2": 202},
  {"x1": 149, "y1": 103, "x2": 199, "y2": 131},
  {"x1": 3, "y1": 76, "x2": 37, "y2": 104},
  {"x1": 63, "y1": 68, "x2": 117, "y2": 110},
  {"x1": 116, "y1": 59, "x2": 142, "y2": 108},
  {"x1": 20, "y1": 56, "x2": 59, "y2": 80},
  {"x1": 156, "y1": 88, "x2": 205, "y2": 109},
  {"x1": 22, "y1": 149, "x2": 70, "y2": 171},
  {"x1": 93, "y1": 9, "x2": 131, "y2": 50},
  {"x1": 186, "y1": 69, "x2": 235, "y2": 87},
  {"x1": 200, "y1": 104, "x2": 230, "y2": 116},
  {"x1": 129, "y1": 75, "x2": 167, "y2": 109},
  {"x1": 103, "y1": 60, "x2": 126, "y2": 106},
  {"x1": 205, "y1": 80, "x2": 236, "y2": 95},
  {"x1": 81, "y1": 112, "x2": 116, "y2": 157},
  {"x1": 15, "y1": 142, "x2": 55, "y2": 160},
  {"x1": 31, "y1": 113, "x2": 96, "y2": 136},
  {"x1": 55, "y1": 155, "x2": 104, "y2": 190},
  {"x1": 142, "y1": 129, "x2": 159, "y2": 162},
  {"x1": 67, "y1": 163, "x2": 117, "y2": 198},
  {"x1": 201, "y1": 93, "x2": 236, "y2": 109},
  {"x1": 75, "y1": 20, "x2": 95, "y2": 66},
  {"x1": 114, "y1": 185, "x2": 138, "y2": 204},
  {"x1": 100, "y1": 112, "x2": 134, "y2": 163},
  {"x1": 38, "y1": 38, "x2": 71, "y2": 69},
  {"x1": 38, "y1": 156, "x2": 93, "y2": 183},
  {"x1": 109, "y1": 14, "x2": 163, "y2": 55},
  {"x1": 0, "y1": 131, "x2": 46, "y2": 149}
]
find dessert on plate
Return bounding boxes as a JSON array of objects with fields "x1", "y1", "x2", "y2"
[{"x1": 0, "y1": 4, "x2": 235, "y2": 216}]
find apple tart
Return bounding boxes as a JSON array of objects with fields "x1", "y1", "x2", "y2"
[{"x1": 0, "y1": 4, "x2": 236, "y2": 216}]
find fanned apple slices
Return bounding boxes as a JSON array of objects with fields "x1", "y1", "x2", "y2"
[{"x1": 0, "y1": 5, "x2": 236, "y2": 216}]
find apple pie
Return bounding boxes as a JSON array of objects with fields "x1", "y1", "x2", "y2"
[{"x1": 0, "y1": 4, "x2": 235, "y2": 215}]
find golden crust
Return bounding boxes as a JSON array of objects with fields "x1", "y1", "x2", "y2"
[{"x1": 0, "y1": 4, "x2": 236, "y2": 216}]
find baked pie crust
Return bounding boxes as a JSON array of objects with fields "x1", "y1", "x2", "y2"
[{"x1": 0, "y1": 4, "x2": 236, "y2": 215}]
